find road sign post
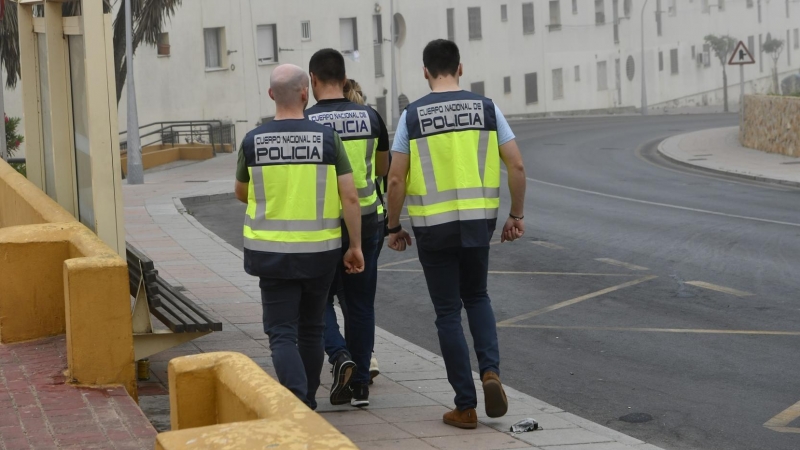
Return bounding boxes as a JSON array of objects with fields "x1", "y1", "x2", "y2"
[{"x1": 728, "y1": 41, "x2": 755, "y2": 119}]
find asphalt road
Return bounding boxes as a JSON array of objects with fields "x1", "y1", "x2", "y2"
[{"x1": 187, "y1": 114, "x2": 800, "y2": 450}]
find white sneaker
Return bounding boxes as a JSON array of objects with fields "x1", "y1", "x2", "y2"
[{"x1": 369, "y1": 355, "x2": 380, "y2": 384}]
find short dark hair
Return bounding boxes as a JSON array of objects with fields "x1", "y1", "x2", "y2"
[
  {"x1": 422, "y1": 39, "x2": 460, "y2": 78},
  {"x1": 309, "y1": 49, "x2": 346, "y2": 83}
]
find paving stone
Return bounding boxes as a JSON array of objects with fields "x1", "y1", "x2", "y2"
[
  {"x1": 337, "y1": 423, "x2": 414, "y2": 442},
  {"x1": 394, "y1": 420, "x2": 496, "y2": 438},
  {"x1": 319, "y1": 410, "x2": 386, "y2": 427},
  {"x1": 356, "y1": 438, "x2": 438, "y2": 450},
  {"x1": 512, "y1": 428, "x2": 615, "y2": 447},
  {"x1": 422, "y1": 432, "x2": 531, "y2": 449}
]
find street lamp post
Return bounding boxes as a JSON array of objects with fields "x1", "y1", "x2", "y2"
[
  {"x1": 125, "y1": 0, "x2": 144, "y2": 184},
  {"x1": 640, "y1": 0, "x2": 649, "y2": 116},
  {"x1": 390, "y1": 0, "x2": 399, "y2": 130}
]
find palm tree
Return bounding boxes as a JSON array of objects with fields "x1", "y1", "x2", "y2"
[{"x1": 0, "y1": 0, "x2": 181, "y2": 105}]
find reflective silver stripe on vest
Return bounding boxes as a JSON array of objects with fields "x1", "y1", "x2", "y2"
[
  {"x1": 357, "y1": 138, "x2": 376, "y2": 198},
  {"x1": 409, "y1": 208, "x2": 499, "y2": 228},
  {"x1": 407, "y1": 187, "x2": 500, "y2": 206},
  {"x1": 410, "y1": 130, "x2": 497, "y2": 206},
  {"x1": 243, "y1": 236, "x2": 341, "y2": 254},
  {"x1": 245, "y1": 165, "x2": 340, "y2": 231}
]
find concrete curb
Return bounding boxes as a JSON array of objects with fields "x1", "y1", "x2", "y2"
[{"x1": 657, "y1": 130, "x2": 800, "y2": 189}]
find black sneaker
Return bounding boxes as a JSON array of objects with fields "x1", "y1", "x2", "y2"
[
  {"x1": 350, "y1": 383, "x2": 369, "y2": 407},
  {"x1": 330, "y1": 352, "x2": 356, "y2": 405}
]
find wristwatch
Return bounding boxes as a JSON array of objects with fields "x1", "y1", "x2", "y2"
[{"x1": 387, "y1": 224, "x2": 403, "y2": 234}]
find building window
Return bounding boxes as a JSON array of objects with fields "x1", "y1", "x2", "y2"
[
  {"x1": 795, "y1": 29, "x2": 799, "y2": 49},
  {"x1": 203, "y1": 27, "x2": 224, "y2": 69},
  {"x1": 759, "y1": 34, "x2": 763, "y2": 72},
  {"x1": 700, "y1": 0, "x2": 709, "y2": 13},
  {"x1": 658, "y1": 51, "x2": 664, "y2": 71},
  {"x1": 340, "y1": 18, "x2": 358, "y2": 53},
  {"x1": 758, "y1": 0, "x2": 762, "y2": 22},
  {"x1": 471, "y1": 81, "x2": 485, "y2": 96},
  {"x1": 301, "y1": 21, "x2": 311, "y2": 41},
  {"x1": 787, "y1": 0, "x2": 791, "y2": 17},
  {"x1": 504, "y1": 76, "x2": 511, "y2": 94},
  {"x1": 575, "y1": 65, "x2": 581, "y2": 81},
  {"x1": 468, "y1": 7, "x2": 482, "y2": 40},
  {"x1": 702, "y1": 44, "x2": 711, "y2": 67},
  {"x1": 597, "y1": 61, "x2": 608, "y2": 90},
  {"x1": 549, "y1": 1, "x2": 562, "y2": 30},
  {"x1": 670, "y1": 0, "x2": 678, "y2": 15},
  {"x1": 447, "y1": 8, "x2": 455, "y2": 41},
  {"x1": 572, "y1": 0, "x2": 578, "y2": 15},
  {"x1": 525, "y1": 72, "x2": 538, "y2": 104},
  {"x1": 748, "y1": 36, "x2": 755, "y2": 56},
  {"x1": 373, "y1": 15, "x2": 384, "y2": 77},
  {"x1": 691, "y1": 45, "x2": 696, "y2": 59},
  {"x1": 788, "y1": 30, "x2": 792, "y2": 66},
  {"x1": 501, "y1": 4, "x2": 508, "y2": 22},
  {"x1": 595, "y1": 0, "x2": 605, "y2": 24},
  {"x1": 670, "y1": 49, "x2": 679, "y2": 74},
  {"x1": 552, "y1": 68, "x2": 564, "y2": 99},
  {"x1": 746, "y1": 0, "x2": 753, "y2": 7},
  {"x1": 522, "y1": 3, "x2": 535, "y2": 34},
  {"x1": 257, "y1": 24, "x2": 278, "y2": 64},
  {"x1": 157, "y1": 32, "x2": 170, "y2": 56},
  {"x1": 656, "y1": 0, "x2": 662, "y2": 36},
  {"x1": 623, "y1": 0, "x2": 631, "y2": 17},
  {"x1": 719, "y1": 0, "x2": 725, "y2": 11}
]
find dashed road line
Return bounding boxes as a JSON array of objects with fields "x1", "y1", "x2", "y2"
[
  {"x1": 684, "y1": 281, "x2": 753, "y2": 298},
  {"x1": 595, "y1": 258, "x2": 649, "y2": 271},
  {"x1": 530, "y1": 241, "x2": 565, "y2": 250},
  {"x1": 497, "y1": 275, "x2": 658, "y2": 326}
]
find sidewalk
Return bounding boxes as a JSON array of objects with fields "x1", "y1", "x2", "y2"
[
  {"x1": 658, "y1": 126, "x2": 800, "y2": 187},
  {"x1": 123, "y1": 153, "x2": 662, "y2": 450},
  {"x1": 0, "y1": 336, "x2": 157, "y2": 450}
]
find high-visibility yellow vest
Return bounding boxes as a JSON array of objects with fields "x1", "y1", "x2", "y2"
[
  {"x1": 404, "y1": 91, "x2": 501, "y2": 231},
  {"x1": 241, "y1": 120, "x2": 342, "y2": 278},
  {"x1": 307, "y1": 102, "x2": 383, "y2": 216}
]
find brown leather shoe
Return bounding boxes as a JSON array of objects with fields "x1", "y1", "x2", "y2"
[
  {"x1": 443, "y1": 408, "x2": 478, "y2": 429},
  {"x1": 482, "y1": 371, "x2": 508, "y2": 418}
]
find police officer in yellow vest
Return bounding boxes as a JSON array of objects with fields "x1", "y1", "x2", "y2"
[
  {"x1": 305, "y1": 49, "x2": 390, "y2": 408},
  {"x1": 234, "y1": 64, "x2": 364, "y2": 410},
  {"x1": 387, "y1": 40, "x2": 527, "y2": 429}
]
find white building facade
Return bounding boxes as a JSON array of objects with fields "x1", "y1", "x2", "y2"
[{"x1": 4, "y1": 0, "x2": 800, "y2": 150}]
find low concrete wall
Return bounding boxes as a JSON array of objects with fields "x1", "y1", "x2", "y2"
[
  {"x1": 0, "y1": 160, "x2": 136, "y2": 398},
  {"x1": 156, "y1": 352, "x2": 357, "y2": 449},
  {"x1": 120, "y1": 144, "x2": 223, "y2": 175},
  {"x1": 740, "y1": 95, "x2": 800, "y2": 158}
]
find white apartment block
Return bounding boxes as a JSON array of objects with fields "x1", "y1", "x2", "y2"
[{"x1": 4, "y1": 0, "x2": 800, "y2": 149}]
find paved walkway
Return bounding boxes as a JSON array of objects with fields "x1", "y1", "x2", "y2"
[
  {"x1": 0, "y1": 336, "x2": 157, "y2": 450},
  {"x1": 123, "y1": 153, "x2": 662, "y2": 450},
  {"x1": 658, "y1": 126, "x2": 800, "y2": 186}
]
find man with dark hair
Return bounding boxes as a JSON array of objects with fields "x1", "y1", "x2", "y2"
[
  {"x1": 306, "y1": 48, "x2": 390, "y2": 408},
  {"x1": 387, "y1": 39, "x2": 527, "y2": 428},
  {"x1": 234, "y1": 64, "x2": 364, "y2": 410}
]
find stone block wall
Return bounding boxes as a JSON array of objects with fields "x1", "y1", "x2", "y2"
[{"x1": 740, "y1": 95, "x2": 800, "y2": 157}]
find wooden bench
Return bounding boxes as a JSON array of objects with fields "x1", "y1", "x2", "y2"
[{"x1": 127, "y1": 243, "x2": 222, "y2": 360}]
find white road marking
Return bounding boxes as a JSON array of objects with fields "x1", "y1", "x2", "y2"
[{"x1": 595, "y1": 258, "x2": 649, "y2": 271}]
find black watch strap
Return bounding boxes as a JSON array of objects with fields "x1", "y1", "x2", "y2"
[{"x1": 387, "y1": 225, "x2": 403, "y2": 234}]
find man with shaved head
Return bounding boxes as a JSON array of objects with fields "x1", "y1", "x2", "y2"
[{"x1": 235, "y1": 63, "x2": 364, "y2": 409}]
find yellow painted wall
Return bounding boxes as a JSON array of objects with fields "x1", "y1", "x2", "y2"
[
  {"x1": 0, "y1": 159, "x2": 76, "y2": 228},
  {"x1": 157, "y1": 352, "x2": 357, "y2": 449},
  {"x1": 120, "y1": 145, "x2": 217, "y2": 175}
]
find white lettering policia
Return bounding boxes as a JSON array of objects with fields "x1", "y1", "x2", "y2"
[
  {"x1": 307, "y1": 110, "x2": 373, "y2": 137},
  {"x1": 254, "y1": 132, "x2": 324, "y2": 164},
  {"x1": 418, "y1": 100, "x2": 485, "y2": 135}
]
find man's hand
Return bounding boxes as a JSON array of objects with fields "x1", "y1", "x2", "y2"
[
  {"x1": 343, "y1": 247, "x2": 365, "y2": 274},
  {"x1": 501, "y1": 217, "x2": 525, "y2": 243},
  {"x1": 388, "y1": 229, "x2": 413, "y2": 251}
]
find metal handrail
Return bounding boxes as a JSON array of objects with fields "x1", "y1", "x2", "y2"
[{"x1": 120, "y1": 120, "x2": 237, "y2": 155}]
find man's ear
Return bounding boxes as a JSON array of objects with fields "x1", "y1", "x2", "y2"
[
  {"x1": 310, "y1": 72, "x2": 317, "y2": 88},
  {"x1": 268, "y1": 88, "x2": 275, "y2": 100},
  {"x1": 423, "y1": 67, "x2": 430, "y2": 80},
  {"x1": 301, "y1": 86, "x2": 309, "y2": 104},
  {"x1": 457, "y1": 63, "x2": 463, "y2": 77}
]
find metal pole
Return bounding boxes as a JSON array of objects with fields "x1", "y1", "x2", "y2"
[
  {"x1": 390, "y1": 0, "x2": 399, "y2": 130},
  {"x1": 640, "y1": 0, "x2": 649, "y2": 116},
  {"x1": 739, "y1": 64, "x2": 745, "y2": 117},
  {"x1": 125, "y1": 0, "x2": 144, "y2": 184},
  {"x1": 1, "y1": 78, "x2": 7, "y2": 162}
]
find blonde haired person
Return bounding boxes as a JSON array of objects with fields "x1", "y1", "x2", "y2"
[{"x1": 344, "y1": 79, "x2": 365, "y2": 104}]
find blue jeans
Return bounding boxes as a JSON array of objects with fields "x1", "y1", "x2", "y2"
[
  {"x1": 322, "y1": 231, "x2": 382, "y2": 384},
  {"x1": 417, "y1": 245, "x2": 500, "y2": 411},
  {"x1": 260, "y1": 269, "x2": 335, "y2": 410}
]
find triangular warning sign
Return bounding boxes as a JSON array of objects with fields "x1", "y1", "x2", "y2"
[{"x1": 728, "y1": 41, "x2": 755, "y2": 65}]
